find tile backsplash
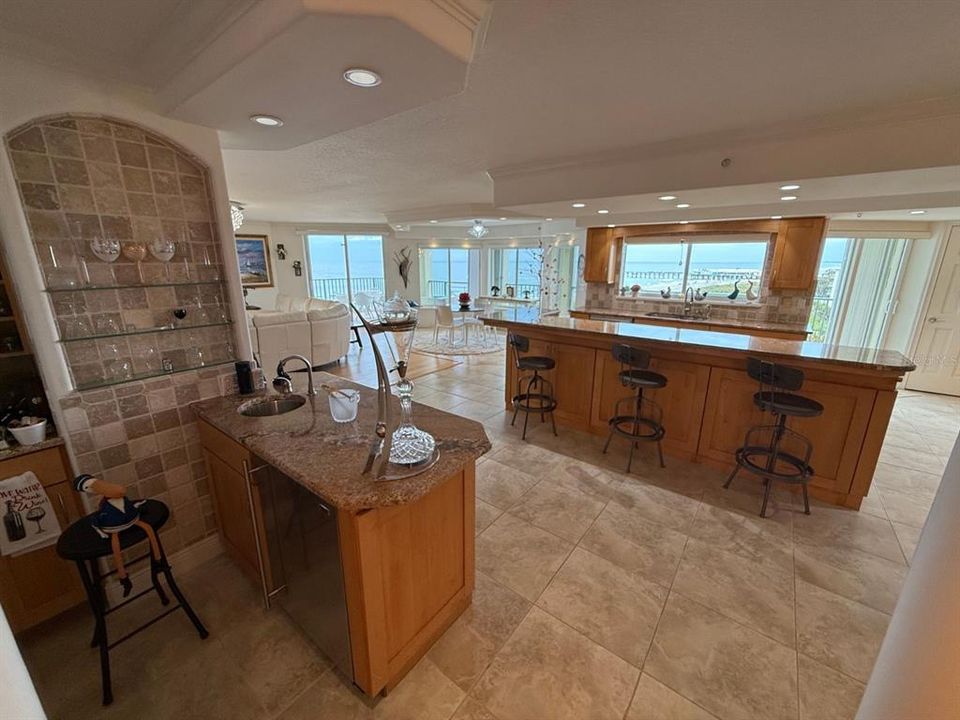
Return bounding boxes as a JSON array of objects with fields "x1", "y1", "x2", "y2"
[{"x1": 584, "y1": 237, "x2": 813, "y2": 328}]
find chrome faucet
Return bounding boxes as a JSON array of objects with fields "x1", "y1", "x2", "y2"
[
  {"x1": 683, "y1": 287, "x2": 695, "y2": 316},
  {"x1": 273, "y1": 354, "x2": 317, "y2": 396}
]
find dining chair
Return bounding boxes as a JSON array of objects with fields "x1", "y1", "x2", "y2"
[{"x1": 433, "y1": 303, "x2": 464, "y2": 345}]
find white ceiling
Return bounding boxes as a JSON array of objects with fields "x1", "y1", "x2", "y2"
[{"x1": 2, "y1": 0, "x2": 959, "y2": 224}]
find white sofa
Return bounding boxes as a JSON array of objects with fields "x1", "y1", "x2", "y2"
[{"x1": 248, "y1": 294, "x2": 351, "y2": 375}]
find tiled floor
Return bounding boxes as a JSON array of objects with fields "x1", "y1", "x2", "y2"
[{"x1": 17, "y1": 343, "x2": 959, "y2": 720}]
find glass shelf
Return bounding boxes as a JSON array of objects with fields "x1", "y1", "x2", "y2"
[
  {"x1": 74, "y1": 358, "x2": 237, "y2": 391},
  {"x1": 58, "y1": 320, "x2": 233, "y2": 343},
  {"x1": 45, "y1": 280, "x2": 222, "y2": 293}
]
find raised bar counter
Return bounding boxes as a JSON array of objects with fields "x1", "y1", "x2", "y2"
[{"x1": 483, "y1": 308, "x2": 915, "y2": 509}]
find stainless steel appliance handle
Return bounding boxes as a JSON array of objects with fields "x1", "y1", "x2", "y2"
[{"x1": 242, "y1": 460, "x2": 272, "y2": 609}]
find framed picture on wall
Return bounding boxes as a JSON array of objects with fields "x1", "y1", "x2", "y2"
[{"x1": 235, "y1": 234, "x2": 274, "y2": 287}]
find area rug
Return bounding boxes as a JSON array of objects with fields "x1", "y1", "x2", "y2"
[{"x1": 412, "y1": 328, "x2": 503, "y2": 357}]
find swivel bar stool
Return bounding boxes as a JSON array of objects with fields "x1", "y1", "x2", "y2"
[
  {"x1": 603, "y1": 343, "x2": 667, "y2": 472},
  {"x1": 724, "y1": 357, "x2": 823, "y2": 517},
  {"x1": 508, "y1": 332, "x2": 558, "y2": 441}
]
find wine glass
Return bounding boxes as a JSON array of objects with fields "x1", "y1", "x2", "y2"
[
  {"x1": 90, "y1": 237, "x2": 120, "y2": 263},
  {"x1": 122, "y1": 242, "x2": 148, "y2": 284},
  {"x1": 25, "y1": 507, "x2": 46, "y2": 534}
]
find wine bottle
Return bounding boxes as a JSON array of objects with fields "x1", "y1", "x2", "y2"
[{"x1": 4, "y1": 500, "x2": 26, "y2": 542}]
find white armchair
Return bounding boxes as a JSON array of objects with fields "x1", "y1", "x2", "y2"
[{"x1": 248, "y1": 293, "x2": 350, "y2": 373}]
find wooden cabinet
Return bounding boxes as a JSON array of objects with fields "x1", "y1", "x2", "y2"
[
  {"x1": 0, "y1": 444, "x2": 86, "y2": 632},
  {"x1": 583, "y1": 228, "x2": 618, "y2": 283},
  {"x1": 197, "y1": 421, "x2": 276, "y2": 594},
  {"x1": 769, "y1": 216, "x2": 827, "y2": 290},
  {"x1": 504, "y1": 338, "x2": 596, "y2": 430}
]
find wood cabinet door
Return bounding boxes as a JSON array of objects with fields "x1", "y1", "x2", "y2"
[
  {"x1": 590, "y1": 350, "x2": 710, "y2": 455},
  {"x1": 697, "y1": 367, "x2": 875, "y2": 494},
  {"x1": 583, "y1": 228, "x2": 614, "y2": 283},
  {"x1": 0, "y1": 480, "x2": 86, "y2": 632},
  {"x1": 769, "y1": 216, "x2": 827, "y2": 290},
  {"x1": 203, "y1": 449, "x2": 260, "y2": 581},
  {"x1": 547, "y1": 342, "x2": 596, "y2": 428},
  {"x1": 0, "y1": 446, "x2": 70, "y2": 488}
]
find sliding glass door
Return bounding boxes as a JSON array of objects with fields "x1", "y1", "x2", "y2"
[
  {"x1": 306, "y1": 234, "x2": 385, "y2": 305},
  {"x1": 419, "y1": 248, "x2": 480, "y2": 302}
]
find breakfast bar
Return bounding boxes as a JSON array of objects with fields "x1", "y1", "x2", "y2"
[{"x1": 483, "y1": 309, "x2": 916, "y2": 510}]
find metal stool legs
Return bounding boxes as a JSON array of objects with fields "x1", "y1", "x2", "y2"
[
  {"x1": 511, "y1": 370, "x2": 558, "y2": 441},
  {"x1": 603, "y1": 387, "x2": 666, "y2": 472}
]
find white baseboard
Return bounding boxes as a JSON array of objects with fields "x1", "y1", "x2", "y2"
[{"x1": 102, "y1": 534, "x2": 223, "y2": 607}]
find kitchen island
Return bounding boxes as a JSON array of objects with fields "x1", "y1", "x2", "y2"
[
  {"x1": 570, "y1": 305, "x2": 810, "y2": 340},
  {"x1": 191, "y1": 373, "x2": 490, "y2": 697},
  {"x1": 483, "y1": 308, "x2": 915, "y2": 510}
]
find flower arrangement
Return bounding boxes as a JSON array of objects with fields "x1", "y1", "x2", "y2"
[{"x1": 458, "y1": 292, "x2": 471, "y2": 310}]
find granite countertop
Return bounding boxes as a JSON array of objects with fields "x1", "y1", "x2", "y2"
[
  {"x1": 0, "y1": 435, "x2": 64, "y2": 463},
  {"x1": 572, "y1": 306, "x2": 809, "y2": 335},
  {"x1": 191, "y1": 372, "x2": 491, "y2": 511},
  {"x1": 483, "y1": 308, "x2": 916, "y2": 372}
]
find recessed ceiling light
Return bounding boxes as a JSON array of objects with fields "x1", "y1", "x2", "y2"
[
  {"x1": 676, "y1": 203, "x2": 690, "y2": 209},
  {"x1": 771, "y1": 215, "x2": 782, "y2": 220},
  {"x1": 780, "y1": 195, "x2": 798, "y2": 201},
  {"x1": 658, "y1": 195, "x2": 677, "y2": 201},
  {"x1": 545, "y1": 217, "x2": 553, "y2": 221},
  {"x1": 429, "y1": 219, "x2": 438, "y2": 223},
  {"x1": 909, "y1": 210, "x2": 926, "y2": 215},
  {"x1": 343, "y1": 68, "x2": 381, "y2": 87},
  {"x1": 597, "y1": 209, "x2": 610, "y2": 214},
  {"x1": 250, "y1": 114, "x2": 283, "y2": 127},
  {"x1": 572, "y1": 202, "x2": 586, "y2": 208},
  {"x1": 780, "y1": 184, "x2": 800, "y2": 191},
  {"x1": 498, "y1": 217, "x2": 507, "y2": 220},
  {"x1": 607, "y1": 223, "x2": 615, "y2": 228},
  {"x1": 679, "y1": 220, "x2": 689, "y2": 224}
]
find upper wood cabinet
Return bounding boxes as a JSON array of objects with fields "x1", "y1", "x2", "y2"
[
  {"x1": 769, "y1": 217, "x2": 827, "y2": 290},
  {"x1": 583, "y1": 228, "x2": 618, "y2": 283}
]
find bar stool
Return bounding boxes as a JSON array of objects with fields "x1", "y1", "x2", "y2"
[
  {"x1": 56, "y1": 498, "x2": 208, "y2": 705},
  {"x1": 602, "y1": 344, "x2": 667, "y2": 472},
  {"x1": 508, "y1": 332, "x2": 558, "y2": 440},
  {"x1": 723, "y1": 357, "x2": 823, "y2": 517}
]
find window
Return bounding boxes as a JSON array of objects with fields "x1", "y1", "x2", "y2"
[
  {"x1": 620, "y1": 237, "x2": 767, "y2": 299},
  {"x1": 488, "y1": 246, "x2": 541, "y2": 300},
  {"x1": 419, "y1": 247, "x2": 480, "y2": 302},
  {"x1": 306, "y1": 234, "x2": 385, "y2": 305}
]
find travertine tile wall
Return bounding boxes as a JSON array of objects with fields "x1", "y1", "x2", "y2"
[
  {"x1": 584, "y1": 237, "x2": 813, "y2": 328},
  {"x1": 4, "y1": 114, "x2": 240, "y2": 556},
  {"x1": 5, "y1": 115, "x2": 234, "y2": 388}
]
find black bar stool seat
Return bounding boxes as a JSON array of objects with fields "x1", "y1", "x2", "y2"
[
  {"x1": 518, "y1": 355, "x2": 556, "y2": 371},
  {"x1": 508, "y1": 333, "x2": 558, "y2": 441},
  {"x1": 754, "y1": 391, "x2": 824, "y2": 418},
  {"x1": 725, "y1": 358, "x2": 823, "y2": 517},
  {"x1": 57, "y1": 499, "x2": 208, "y2": 706},
  {"x1": 603, "y1": 344, "x2": 668, "y2": 472}
]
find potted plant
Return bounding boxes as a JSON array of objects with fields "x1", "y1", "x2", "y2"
[{"x1": 458, "y1": 292, "x2": 471, "y2": 311}]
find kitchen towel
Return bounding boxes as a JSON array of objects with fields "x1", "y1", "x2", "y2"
[{"x1": 0, "y1": 471, "x2": 62, "y2": 557}]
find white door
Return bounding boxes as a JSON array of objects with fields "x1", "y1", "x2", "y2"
[{"x1": 906, "y1": 226, "x2": 960, "y2": 396}]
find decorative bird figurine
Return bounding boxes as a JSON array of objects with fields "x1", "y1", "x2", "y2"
[
  {"x1": 660, "y1": 287, "x2": 672, "y2": 299},
  {"x1": 727, "y1": 280, "x2": 741, "y2": 301},
  {"x1": 745, "y1": 280, "x2": 758, "y2": 301},
  {"x1": 695, "y1": 288, "x2": 708, "y2": 301}
]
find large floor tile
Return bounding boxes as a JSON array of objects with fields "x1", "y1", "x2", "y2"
[
  {"x1": 794, "y1": 539, "x2": 907, "y2": 614},
  {"x1": 537, "y1": 547, "x2": 667, "y2": 666},
  {"x1": 798, "y1": 654, "x2": 865, "y2": 720},
  {"x1": 541, "y1": 457, "x2": 621, "y2": 500},
  {"x1": 472, "y1": 607, "x2": 639, "y2": 720},
  {"x1": 877, "y1": 486, "x2": 934, "y2": 528},
  {"x1": 475, "y1": 458, "x2": 539, "y2": 509},
  {"x1": 278, "y1": 657, "x2": 464, "y2": 720},
  {"x1": 475, "y1": 497, "x2": 502, "y2": 535},
  {"x1": 672, "y1": 538, "x2": 796, "y2": 647},
  {"x1": 475, "y1": 513, "x2": 573, "y2": 602},
  {"x1": 796, "y1": 579, "x2": 891, "y2": 683},
  {"x1": 579, "y1": 502, "x2": 688, "y2": 587},
  {"x1": 872, "y1": 461, "x2": 943, "y2": 497},
  {"x1": 645, "y1": 593, "x2": 799, "y2": 720},
  {"x1": 508, "y1": 481, "x2": 606, "y2": 543},
  {"x1": 451, "y1": 697, "x2": 499, "y2": 720},
  {"x1": 486, "y1": 442, "x2": 565, "y2": 478},
  {"x1": 891, "y1": 521, "x2": 923, "y2": 564},
  {"x1": 626, "y1": 674, "x2": 719, "y2": 720},
  {"x1": 428, "y1": 572, "x2": 531, "y2": 691},
  {"x1": 606, "y1": 477, "x2": 702, "y2": 533},
  {"x1": 793, "y1": 504, "x2": 905, "y2": 563},
  {"x1": 877, "y1": 443, "x2": 947, "y2": 476}
]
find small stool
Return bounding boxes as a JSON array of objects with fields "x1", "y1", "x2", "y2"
[
  {"x1": 603, "y1": 344, "x2": 668, "y2": 472},
  {"x1": 56, "y1": 499, "x2": 208, "y2": 706},
  {"x1": 508, "y1": 332, "x2": 558, "y2": 441},
  {"x1": 723, "y1": 358, "x2": 824, "y2": 517}
]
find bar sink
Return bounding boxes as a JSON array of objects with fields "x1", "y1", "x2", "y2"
[{"x1": 238, "y1": 395, "x2": 306, "y2": 417}]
